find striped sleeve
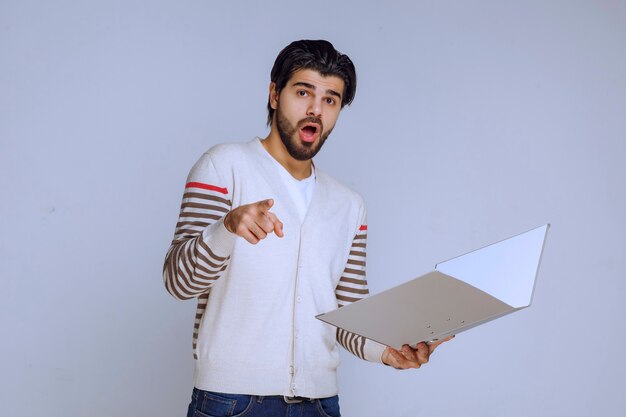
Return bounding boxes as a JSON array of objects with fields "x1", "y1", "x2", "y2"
[
  {"x1": 163, "y1": 156, "x2": 237, "y2": 301},
  {"x1": 335, "y1": 224, "x2": 386, "y2": 363}
]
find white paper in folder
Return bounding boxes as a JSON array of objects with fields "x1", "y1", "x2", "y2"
[{"x1": 316, "y1": 224, "x2": 550, "y2": 349}]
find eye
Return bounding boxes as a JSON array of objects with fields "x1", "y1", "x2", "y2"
[
  {"x1": 325, "y1": 97, "x2": 336, "y2": 105},
  {"x1": 297, "y1": 90, "x2": 308, "y2": 97}
]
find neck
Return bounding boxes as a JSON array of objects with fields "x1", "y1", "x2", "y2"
[{"x1": 261, "y1": 130, "x2": 312, "y2": 180}]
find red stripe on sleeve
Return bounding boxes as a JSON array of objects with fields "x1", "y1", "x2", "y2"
[
  {"x1": 185, "y1": 182, "x2": 228, "y2": 195},
  {"x1": 359, "y1": 225, "x2": 367, "y2": 231}
]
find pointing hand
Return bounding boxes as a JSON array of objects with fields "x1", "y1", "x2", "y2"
[{"x1": 224, "y1": 199, "x2": 284, "y2": 244}]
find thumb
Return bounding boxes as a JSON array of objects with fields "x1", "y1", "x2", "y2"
[
  {"x1": 428, "y1": 335, "x2": 454, "y2": 354},
  {"x1": 258, "y1": 198, "x2": 274, "y2": 212}
]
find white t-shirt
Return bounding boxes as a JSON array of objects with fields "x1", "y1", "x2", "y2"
[{"x1": 267, "y1": 154, "x2": 316, "y2": 223}]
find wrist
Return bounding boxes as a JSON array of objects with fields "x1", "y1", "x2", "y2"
[
  {"x1": 223, "y1": 212, "x2": 234, "y2": 234},
  {"x1": 381, "y1": 347, "x2": 391, "y2": 366}
]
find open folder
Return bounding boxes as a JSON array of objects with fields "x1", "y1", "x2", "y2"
[{"x1": 316, "y1": 224, "x2": 550, "y2": 349}]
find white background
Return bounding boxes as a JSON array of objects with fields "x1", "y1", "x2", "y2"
[{"x1": 2, "y1": 1, "x2": 625, "y2": 416}]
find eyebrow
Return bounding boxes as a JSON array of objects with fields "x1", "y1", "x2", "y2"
[{"x1": 292, "y1": 81, "x2": 343, "y2": 100}]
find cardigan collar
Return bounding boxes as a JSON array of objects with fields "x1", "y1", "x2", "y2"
[{"x1": 250, "y1": 138, "x2": 326, "y2": 228}]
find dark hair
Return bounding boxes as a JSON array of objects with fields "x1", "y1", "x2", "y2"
[{"x1": 266, "y1": 39, "x2": 357, "y2": 126}]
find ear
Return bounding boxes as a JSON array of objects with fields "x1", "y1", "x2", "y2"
[{"x1": 269, "y1": 82, "x2": 279, "y2": 110}]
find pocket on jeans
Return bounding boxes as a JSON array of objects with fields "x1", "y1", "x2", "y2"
[
  {"x1": 194, "y1": 390, "x2": 254, "y2": 417},
  {"x1": 316, "y1": 396, "x2": 341, "y2": 417}
]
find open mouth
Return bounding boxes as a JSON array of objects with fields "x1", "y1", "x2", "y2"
[{"x1": 299, "y1": 123, "x2": 320, "y2": 143}]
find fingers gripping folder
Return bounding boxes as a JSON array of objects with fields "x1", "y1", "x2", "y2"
[{"x1": 316, "y1": 224, "x2": 550, "y2": 349}]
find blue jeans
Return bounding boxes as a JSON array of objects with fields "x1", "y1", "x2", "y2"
[{"x1": 186, "y1": 388, "x2": 341, "y2": 417}]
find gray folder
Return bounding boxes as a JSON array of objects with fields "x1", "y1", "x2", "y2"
[{"x1": 316, "y1": 224, "x2": 550, "y2": 349}]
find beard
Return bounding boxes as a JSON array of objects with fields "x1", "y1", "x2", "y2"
[{"x1": 275, "y1": 102, "x2": 333, "y2": 161}]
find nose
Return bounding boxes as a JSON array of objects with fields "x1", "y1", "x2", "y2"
[{"x1": 307, "y1": 99, "x2": 322, "y2": 118}]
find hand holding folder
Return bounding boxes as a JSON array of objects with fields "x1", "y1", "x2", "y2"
[{"x1": 317, "y1": 224, "x2": 550, "y2": 352}]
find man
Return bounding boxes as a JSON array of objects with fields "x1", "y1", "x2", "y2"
[{"x1": 164, "y1": 39, "x2": 450, "y2": 417}]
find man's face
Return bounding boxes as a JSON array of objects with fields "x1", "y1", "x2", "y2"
[{"x1": 271, "y1": 68, "x2": 345, "y2": 161}]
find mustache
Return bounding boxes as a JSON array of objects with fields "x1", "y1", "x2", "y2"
[{"x1": 298, "y1": 117, "x2": 323, "y2": 131}]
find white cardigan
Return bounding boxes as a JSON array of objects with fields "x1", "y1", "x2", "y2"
[{"x1": 164, "y1": 138, "x2": 384, "y2": 398}]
